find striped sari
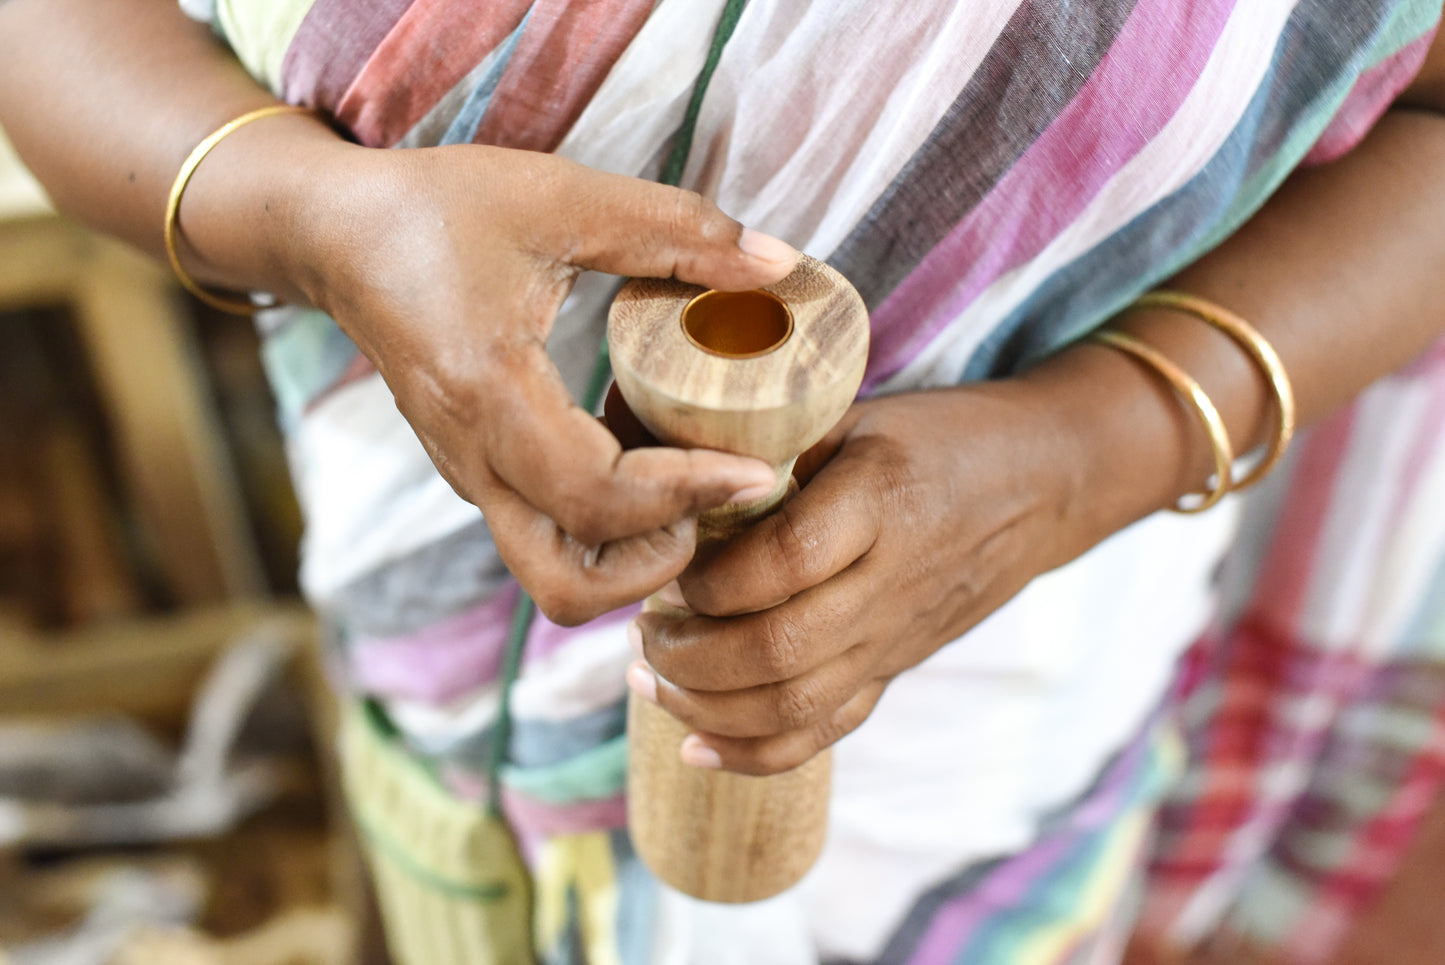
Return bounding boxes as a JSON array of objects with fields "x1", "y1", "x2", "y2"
[{"x1": 180, "y1": 1, "x2": 1445, "y2": 961}]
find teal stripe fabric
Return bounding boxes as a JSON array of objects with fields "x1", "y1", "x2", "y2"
[{"x1": 959, "y1": 0, "x2": 1443, "y2": 382}]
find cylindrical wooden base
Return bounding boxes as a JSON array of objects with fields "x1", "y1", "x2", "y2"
[
  {"x1": 628, "y1": 467, "x2": 832, "y2": 902},
  {"x1": 627, "y1": 694, "x2": 831, "y2": 903}
]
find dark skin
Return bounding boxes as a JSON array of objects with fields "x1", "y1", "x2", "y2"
[
  {"x1": 0, "y1": 0, "x2": 796, "y2": 624},
  {"x1": 2, "y1": 0, "x2": 1444, "y2": 776},
  {"x1": 630, "y1": 41, "x2": 1445, "y2": 773}
]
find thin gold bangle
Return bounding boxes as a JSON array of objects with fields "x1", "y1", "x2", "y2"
[
  {"x1": 164, "y1": 104, "x2": 311, "y2": 315},
  {"x1": 1133, "y1": 290, "x2": 1295, "y2": 490},
  {"x1": 1090, "y1": 330, "x2": 1235, "y2": 514}
]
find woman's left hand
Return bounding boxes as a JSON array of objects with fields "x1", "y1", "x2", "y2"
[{"x1": 625, "y1": 376, "x2": 1125, "y2": 776}]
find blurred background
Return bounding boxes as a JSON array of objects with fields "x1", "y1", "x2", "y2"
[{"x1": 0, "y1": 124, "x2": 368, "y2": 965}]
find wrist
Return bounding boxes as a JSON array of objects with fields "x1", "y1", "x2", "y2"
[
  {"x1": 1013, "y1": 333, "x2": 1207, "y2": 546},
  {"x1": 171, "y1": 107, "x2": 353, "y2": 308},
  {"x1": 1015, "y1": 296, "x2": 1283, "y2": 540}
]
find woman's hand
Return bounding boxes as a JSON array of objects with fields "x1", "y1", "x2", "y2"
[
  {"x1": 2, "y1": 0, "x2": 802, "y2": 628},
  {"x1": 622, "y1": 328, "x2": 1230, "y2": 776},
  {"x1": 282, "y1": 144, "x2": 799, "y2": 625},
  {"x1": 624, "y1": 359, "x2": 1149, "y2": 776}
]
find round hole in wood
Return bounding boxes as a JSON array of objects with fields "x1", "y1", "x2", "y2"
[{"x1": 681, "y1": 289, "x2": 794, "y2": 359}]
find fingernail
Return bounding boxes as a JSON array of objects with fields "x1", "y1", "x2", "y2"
[
  {"x1": 626, "y1": 619, "x2": 644, "y2": 658},
  {"x1": 626, "y1": 661, "x2": 657, "y2": 703},
  {"x1": 657, "y1": 580, "x2": 686, "y2": 609},
  {"x1": 680, "y1": 735, "x2": 723, "y2": 769},
  {"x1": 728, "y1": 479, "x2": 778, "y2": 505},
  {"x1": 738, "y1": 228, "x2": 799, "y2": 265}
]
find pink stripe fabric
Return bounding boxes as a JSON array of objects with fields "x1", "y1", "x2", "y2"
[
  {"x1": 281, "y1": 0, "x2": 414, "y2": 110},
  {"x1": 503, "y1": 788, "x2": 628, "y2": 840},
  {"x1": 1283, "y1": 706, "x2": 1445, "y2": 962},
  {"x1": 1393, "y1": 337, "x2": 1445, "y2": 494},
  {"x1": 350, "y1": 583, "x2": 521, "y2": 703},
  {"x1": 1303, "y1": 26, "x2": 1439, "y2": 165},
  {"x1": 347, "y1": 590, "x2": 639, "y2": 704},
  {"x1": 1247, "y1": 408, "x2": 1359, "y2": 637},
  {"x1": 336, "y1": 0, "x2": 532, "y2": 147},
  {"x1": 433, "y1": 767, "x2": 631, "y2": 838},
  {"x1": 863, "y1": 0, "x2": 1236, "y2": 389},
  {"x1": 909, "y1": 835, "x2": 1077, "y2": 962},
  {"x1": 471, "y1": 0, "x2": 656, "y2": 152},
  {"x1": 524, "y1": 601, "x2": 639, "y2": 663},
  {"x1": 907, "y1": 724, "x2": 1161, "y2": 963},
  {"x1": 1140, "y1": 337, "x2": 1445, "y2": 961}
]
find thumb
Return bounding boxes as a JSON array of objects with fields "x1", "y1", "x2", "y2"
[{"x1": 550, "y1": 161, "x2": 799, "y2": 290}]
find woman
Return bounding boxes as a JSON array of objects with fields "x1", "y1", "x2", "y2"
[{"x1": 2, "y1": 1, "x2": 1443, "y2": 962}]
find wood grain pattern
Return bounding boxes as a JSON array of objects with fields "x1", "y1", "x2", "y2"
[
  {"x1": 609, "y1": 255, "x2": 868, "y2": 465},
  {"x1": 608, "y1": 255, "x2": 869, "y2": 903},
  {"x1": 0, "y1": 215, "x2": 267, "y2": 605}
]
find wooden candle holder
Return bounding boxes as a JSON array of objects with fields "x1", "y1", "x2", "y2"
[{"x1": 608, "y1": 255, "x2": 869, "y2": 903}]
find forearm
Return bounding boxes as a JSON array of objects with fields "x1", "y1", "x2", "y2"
[
  {"x1": 1016, "y1": 104, "x2": 1445, "y2": 550},
  {"x1": 0, "y1": 0, "x2": 342, "y2": 301}
]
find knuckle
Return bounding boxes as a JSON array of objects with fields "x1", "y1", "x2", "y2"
[
  {"x1": 766, "y1": 504, "x2": 817, "y2": 585},
  {"x1": 747, "y1": 740, "x2": 814, "y2": 777},
  {"x1": 772, "y1": 679, "x2": 825, "y2": 731},
  {"x1": 551, "y1": 488, "x2": 612, "y2": 546},
  {"x1": 756, "y1": 613, "x2": 807, "y2": 680},
  {"x1": 530, "y1": 583, "x2": 596, "y2": 627},
  {"x1": 814, "y1": 705, "x2": 860, "y2": 751},
  {"x1": 868, "y1": 440, "x2": 916, "y2": 515},
  {"x1": 670, "y1": 188, "x2": 721, "y2": 244},
  {"x1": 476, "y1": 332, "x2": 529, "y2": 380}
]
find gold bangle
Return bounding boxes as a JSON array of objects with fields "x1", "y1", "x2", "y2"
[
  {"x1": 164, "y1": 104, "x2": 311, "y2": 315},
  {"x1": 1133, "y1": 290, "x2": 1295, "y2": 490},
  {"x1": 1090, "y1": 329, "x2": 1235, "y2": 514}
]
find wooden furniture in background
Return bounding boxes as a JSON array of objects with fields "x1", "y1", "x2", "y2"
[
  {"x1": 0, "y1": 130, "x2": 355, "y2": 961},
  {"x1": 0, "y1": 128, "x2": 266, "y2": 612}
]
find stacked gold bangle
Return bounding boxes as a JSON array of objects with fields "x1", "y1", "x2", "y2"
[
  {"x1": 1134, "y1": 290, "x2": 1296, "y2": 489},
  {"x1": 1091, "y1": 289, "x2": 1296, "y2": 514},
  {"x1": 163, "y1": 104, "x2": 311, "y2": 314}
]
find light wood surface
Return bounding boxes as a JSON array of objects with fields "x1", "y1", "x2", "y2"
[
  {"x1": 609, "y1": 255, "x2": 868, "y2": 466},
  {"x1": 0, "y1": 602, "x2": 313, "y2": 728},
  {"x1": 608, "y1": 255, "x2": 868, "y2": 902},
  {"x1": 0, "y1": 214, "x2": 267, "y2": 605}
]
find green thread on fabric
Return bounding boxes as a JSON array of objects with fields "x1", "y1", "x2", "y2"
[
  {"x1": 497, "y1": 0, "x2": 753, "y2": 793},
  {"x1": 659, "y1": 0, "x2": 750, "y2": 187},
  {"x1": 353, "y1": 809, "x2": 516, "y2": 904},
  {"x1": 578, "y1": 0, "x2": 751, "y2": 429},
  {"x1": 381, "y1": 18, "x2": 765, "y2": 915},
  {"x1": 500, "y1": 734, "x2": 629, "y2": 804},
  {"x1": 486, "y1": 590, "x2": 536, "y2": 815},
  {"x1": 582, "y1": 340, "x2": 613, "y2": 419},
  {"x1": 345, "y1": 705, "x2": 523, "y2": 904}
]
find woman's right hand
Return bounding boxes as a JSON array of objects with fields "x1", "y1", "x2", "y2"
[
  {"x1": 0, "y1": 0, "x2": 797, "y2": 626},
  {"x1": 275, "y1": 143, "x2": 799, "y2": 625}
]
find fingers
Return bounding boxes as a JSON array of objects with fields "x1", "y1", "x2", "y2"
[
  {"x1": 484, "y1": 484, "x2": 700, "y2": 626},
  {"x1": 676, "y1": 444, "x2": 883, "y2": 616},
  {"x1": 635, "y1": 675, "x2": 888, "y2": 777},
  {"x1": 537, "y1": 158, "x2": 800, "y2": 291},
  {"x1": 630, "y1": 639, "x2": 877, "y2": 739},
  {"x1": 455, "y1": 337, "x2": 775, "y2": 624},
  {"x1": 478, "y1": 335, "x2": 777, "y2": 547},
  {"x1": 791, "y1": 406, "x2": 860, "y2": 486},
  {"x1": 636, "y1": 557, "x2": 879, "y2": 692}
]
